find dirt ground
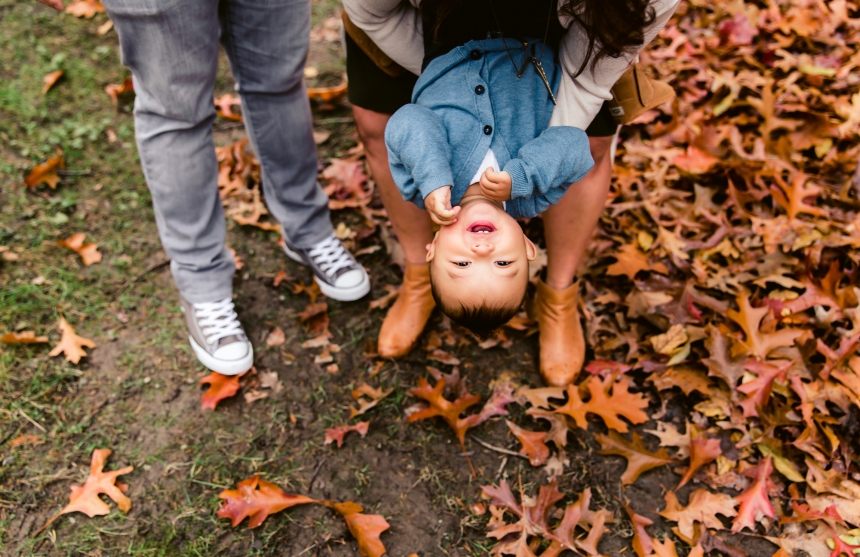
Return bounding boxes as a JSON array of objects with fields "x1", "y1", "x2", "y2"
[{"x1": 0, "y1": 1, "x2": 797, "y2": 556}]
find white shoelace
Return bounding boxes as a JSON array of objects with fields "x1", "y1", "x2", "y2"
[
  {"x1": 308, "y1": 235, "x2": 354, "y2": 278},
  {"x1": 193, "y1": 298, "x2": 245, "y2": 343}
]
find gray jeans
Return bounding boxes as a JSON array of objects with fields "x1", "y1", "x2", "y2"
[{"x1": 104, "y1": 0, "x2": 333, "y2": 303}]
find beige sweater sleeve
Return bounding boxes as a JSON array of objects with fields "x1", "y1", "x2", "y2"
[
  {"x1": 549, "y1": 0, "x2": 681, "y2": 129},
  {"x1": 342, "y1": 0, "x2": 424, "y2": 76}
]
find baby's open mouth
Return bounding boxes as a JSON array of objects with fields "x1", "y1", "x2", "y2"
[{"x1": 467, "y1": 221, "x2": 496, "y2": 234}]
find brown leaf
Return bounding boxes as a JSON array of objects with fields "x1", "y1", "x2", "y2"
[
  {"x1": 42, "y1": 70, "x2": 63, "y2": 94},
  {"x1": 48, "y1": 315, "x2": 95, "y2": 364},
  {"x1": 407, "y1": 376, "x2": 481, "y2": 447},
  {"x1": 596, "y1": 431, "x2": 674, "y2": 485},
  {"x1": 217, "y1": 476, "x2": 316, "y2": 528},
  {"x1": 200, "y1": 371, "x2": 243, "y2": 410},
  {"x1": 625, "y1": 504, "x2": 654, "y2": 557},
  {"x1": 57, "y1": 233, "x2": 102, "y2": 266},
  {"x1": 674, "y1": 145, "x2": 719, "y2": 174},
  {"x1": 678, "y1": 426, "x2": 722, "y2": 488},
  {"x1": 606, "y1": 243, "x2": 668, "y2": 280},
  {"x1": 65, "y1": 0, "x2": 105, "y2": 18},
  {"x1": 732, "y1": 457, "x2": 775, "y2": 533},
  {"x1": 369, "y1": 284, "x2": 399, "y2": 310},
  {"x1": 554, "y1": 375, "x2": 649, "y2": 433},
  {"x1": 1, "y1": 331, "x2": 48, "y2": 344},
  {"x1": 325, "y1": 422, "x2": 370, "y2": 448},
  {"x1": 659, "y1": 489, "x2": 737, "y2": 542},
  {"x1": 727, "y1": 292, "x2": 803, "y2": 359},
  {"x1": 331, "y1": 501, "x2": 390, "y2": 557},
  {"x1": 24, "y1": 148, "x2": 64, "y2": 189},
  {"x1": 61, "y1": 449, "x2": 133, "y2": 518},
  {"x1": 298, "y1": 302, "x2": 328, "y2": 322},
  {"x1": 506, "y1": 420, "x2": 550, "y2": 466},
  {"x1": 272, "y1": 270, "x2": 290, "y2": 288},
  {"x1": 104, "y1": 77, "x2": 133, "y2": 104},
  {"x1": 265, "y1": 327, "x2": 286, "y2": 347},
  {"x1": 427, "y1": 349, "x2": 461, "y2": 366},
  {"x1": 350, "y1": 384, "x2": 394, "y2": 418}
]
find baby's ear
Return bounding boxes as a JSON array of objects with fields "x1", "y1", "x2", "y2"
[
  {"x1": 426, "y1": 231, "x2": 439, "y2": 262},
  {"x1": 524, "y1": 235, "x2": 538, "y2": 261}
]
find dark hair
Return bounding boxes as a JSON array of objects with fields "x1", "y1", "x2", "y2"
[
  {"x1": 559, "y1": 0, "x2": 656, "y2": 76},
  {"x1": 430, "y1": 277, "x2": 525, "y2": 339},
  {"x1": 418, "y1": 0, "x2": 656, "y2": 76}
]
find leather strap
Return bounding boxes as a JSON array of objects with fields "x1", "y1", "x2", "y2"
[{"x1": 342, "y1": 10, "x2": 406, "y2": 78}]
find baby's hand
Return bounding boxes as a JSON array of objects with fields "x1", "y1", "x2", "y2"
[
  {"x1": 480, "y1": 168, "x2": 512, "y2": 201},
  {"x1": 425, "y1": 186, "x2": 461, "y2": 226}
]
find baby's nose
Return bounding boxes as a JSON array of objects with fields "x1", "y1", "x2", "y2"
[{"x1": 471, "y1": 242, "x2": 494, "y2": 255}]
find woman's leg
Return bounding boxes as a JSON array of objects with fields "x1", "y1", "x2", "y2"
[
  {"x1": 352, "y1": 106, "x2": 435, "y2": 264},
  {"x1": 543, "y1": 135, "x2": 614, "y2": 289},
  {"x1": 352, "y1": 105, "x2": 437, "y2": 357},
  {"x1": 534, "y1": 135, "x2": 614, "y2": 385}
]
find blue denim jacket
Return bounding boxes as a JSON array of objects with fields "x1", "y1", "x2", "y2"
[{"x1": 384, "y1": 37, "x2": 594, "y2": 219}]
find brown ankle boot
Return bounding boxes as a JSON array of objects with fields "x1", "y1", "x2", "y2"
[
  {"x1": 608, "y1": 63, "x2": 676, "y2": 125},
  {"x1": 533, "y1": 280, "x2": 585, "y2": 386},
  {"x1": 377, "y1": 262, "x2": 435, "y2": 358}
]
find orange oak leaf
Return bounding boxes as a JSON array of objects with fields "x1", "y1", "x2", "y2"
[
  {"x1": 36, "y1": 448, "x2": 133, "y2": 535},
  {"x1": 57, "y1": 233, "x2": 102, "y2": 266},
  {"x1": 737, "y1": 359, "x2": 792, "y2": 417},
  {"x1": 727, "y1": 292, "x2": 803, "y2": 359},
  {"x1": 732, "y1": 456, "x2": 775, "y2": 533},
  {"x1": 24, "y1": 148, "x2": 64, "y2": 189},
  {"x1": 606, "y1": 243, "x2": 668, "y2": 280},
  {"x1": 104, "y1": 77, "x2": 134, "y2": 104},
  {"x1": 673, "y1": 145, "x2": 720, "y2": 174},
  {"x1": 65, "y1": 0, "x2": 104, "y2": 18},
  {"x1": 350, "y1": 383, "x2": 394, "y2": 418},
  {"x1": 817, "y1": 332, "x2": 860, "y2": 380},
  {"x1": 325, "y1": 421, "x2": 369, "y2": 448},
  {"x1": 506, "y1": 420, "x2": 550, "y2": 467},
  {"x1": 42, "y1": 70, "x2": 63, "y2": 94},
  {"x1": 677, "y1": 426, "x2": 722, "y2": 488},
  {"x1": 272, "y1": 270, "x2": 291, "y2": 287},
  {"x1": 331, "y1": 501, "x2": 391, "y2": 557},
  {"x1": 769, "y1": 171, "x2": 828, "y2": 220},
  {"x1": 554, "y1": 375, "x2": 649, "y2": 433},
  {"x1": 659, "y1": 489, "x2": 737, "y2": 542},
  {"x1": 217, "y1": 476, "x2": 316, "y2": 528},
  {"x1": 595, "y1": 431, "x2": 674, "y2": 485},
  {"x1": 427, "y1": 349, "x2": 461, "y2": 366},
  {"x1": 200, "y1": 371, "x2": 244, "y2": 410},
  {"x1": 625, "y1": 504, "x2": 654, "y2": 557},
  {"x1": 308, "y1": 82, "x2": 348, "y2": 103},
  {"x1": 652, "y1": 537, "x2": 680, "y2": 557},
  {"x1": 406, "y1": 376, "x2": 481, "y2": 447},
  {"x1": 48, "y1": 315, "x2": 95, "y2": 364},
  {"x1": 298, "y1": 302, "x2": 328, "y2": 322},
  {"x1": 1, "y1": 330, "x2": 48, "y2": 344},
  {"x1": 780, "y1": 501, "x2": 845, "y2": 527}
]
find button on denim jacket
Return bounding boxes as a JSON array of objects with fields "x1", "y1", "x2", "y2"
[{"x1": 384, "y1": 37, "x2": 594, "y2": 219}]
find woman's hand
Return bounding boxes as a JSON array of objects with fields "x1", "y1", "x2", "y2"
[
  {"x1": 425, "y1": 186, "x2": 461, "y2": 226},
  {"x1": 480, "y1": 167, "x2": 512, "y2": 201},
  {"x1": 36, "y1": 0, "x2": 65, "y2": 10}
]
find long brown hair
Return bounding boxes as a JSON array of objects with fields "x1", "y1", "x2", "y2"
[{"x1": 418, "y1": 0, "x2": 656, "y2": 76}]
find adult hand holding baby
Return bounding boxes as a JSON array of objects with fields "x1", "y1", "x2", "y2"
[
  {"x1": 425, "y1": 186, "x2": 461, "y2": 226},
  {"x1": 479, "y1": 167, "x2": 512, "y2": 202}
]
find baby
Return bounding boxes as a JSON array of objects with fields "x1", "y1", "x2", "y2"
[{"x1": 385, "y1": 37, "x2": 594, "y2": 336}]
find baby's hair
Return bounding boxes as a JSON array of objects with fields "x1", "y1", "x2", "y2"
[{"x1": 430, "y1": 280, "x2": 524, "y2": 339}]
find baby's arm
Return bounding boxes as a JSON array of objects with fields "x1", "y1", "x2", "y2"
[
  {"x1": 385, "y1": 104, "x2": 457, "y2": 225},
  {"x1": 502, "y1": 126, "x2": 594, "y2": 215}
]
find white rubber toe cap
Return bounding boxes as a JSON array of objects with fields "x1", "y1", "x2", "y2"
[
  {"x1": 213, "y1": 340, "x2": 251, "y2": 362},
  {"x1": 334, "y1": 268, "x2": 366, "y2": 289}
]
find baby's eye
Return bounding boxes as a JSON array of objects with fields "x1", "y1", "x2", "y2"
[
  {"x1": 453, "y1": 261, "x2": 471, "y2": 267},
  {"x1": 495, "y1": 261, "x2": 512, "y2": 267}
]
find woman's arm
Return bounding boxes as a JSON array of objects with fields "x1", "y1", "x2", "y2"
[
  {"x1": 342, "y1": 0, "x2": 424, "y2": 76},
  {"x1": 550, "y1": 0, "x2": 681, "y2": 129}
]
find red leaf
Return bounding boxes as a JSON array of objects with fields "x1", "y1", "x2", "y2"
[
  {"x1": 737, "y1": 359, "x2": 792, "y2": 418},
  {"x1": 678, "y1": 426, "x2": 722, "y2": 488},
  {"x1": 506, "y1": 420, "x2": 550, "y2": 466},
  {"x1": 331, "y1": 502, "x2": 390, "y2": 557},
  {"x1": 732, "y1": 457, "x2": 775, "y2": 533},
  {"x1": 217, "y1": 476, "x2": 316, "y2": 528},
  {"x1": 325, "y1": 422, "x2": 370, "y2": 448},
  {"x1": 200, "y1": 371, "x2": 244, "y2": 410}
]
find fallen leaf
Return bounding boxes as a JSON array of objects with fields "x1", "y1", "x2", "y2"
[
  {"x1": 57, "y1": 233, "x2": 102, "y2": 266},
  {"x1": 214, "y1": 94, "x2": 242, "y2": 121},
  {"x1": 24, "y1": 148, "x2": 64, "y2": 189},
  {"x1": 606, "y1": 243, "x2": 669, "y2": 279},
  {"x1": 308, "y1": 82, "x2": 348, "y2": 103},
  {"x1": 350, "y1": 383, "x2": 394, "y2": 418},
  {"x1": 427, "y1": 349, "x2": 461, "y2": 366},
  {"x1": 104, "y1": 76, "x2": 133, "y2": 104},
  {"x1": 217, "y1": 476, "x2": 316, "y2": 528},
  {"x1": 325, "y1": 422, "x2": 370, "y2": 448},
  {"x1": 200, "y1": 371, "x2": 243, "y2": 410},
  {"x1": 42, "y1": 70, "x2": 63, "y2": 94},
  {"x1": 60, "y1": 449, "x2": 133, "y2": 518},
  {"x1": 732, "y1": 457, "x2": 775, "y2": 532},
  {"x1": 369, "y1": 284, "x2": 399, "y2": 310},
  {"x1": 48, "y1": 315, "x2": 95, "y2": 364},
  {"x1": 406, "y1": 376, "x2": 481, "y2": 448},
  {"x1": 331, "y1": 501, "x2": 391, "y2": 557},
  {"x1": 678, "y1": 426, "x2": 722, "y2": 488},
  {"x1": 266, "y1": 327, "x2": 286, "y2": 347},
  {"x1": 595, "y1": 431, "x2": 674, "y2": 485},
  {"x1": 625, "y1": 504, "x2": 654, "y2": 557},
  {"x1": 1, "y1": 331, "x2": 48, "y2": 344},
  {"x1": 727, "y1": 292, "x2": 803, "y2": 359},
  {"x1": 65, "y1": 0, "x2": 104, "y2": 18},
  {"x1": 506, "y1": 420, "x2": 550, "y2": 466},
  {"x1": 554, "y1": 375, "x2": 649, "y2": 433},
  {"x1": 660, "y1": 489, "x2": 737, "y2": 542}
]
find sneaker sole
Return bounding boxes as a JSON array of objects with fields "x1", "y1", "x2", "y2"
[
  {"x1": 189, "y1": 335, "x2": 254, "y2": 376},
  {"x1": 283, "y1": 243, "x2": 371, "y2": 302}
]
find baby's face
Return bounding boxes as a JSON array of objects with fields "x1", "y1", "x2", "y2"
[{"x1": 427, "y1": 196, "x2": 536, "y2": 308}]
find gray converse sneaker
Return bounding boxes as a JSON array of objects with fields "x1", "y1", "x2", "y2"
[
  {"x1": 282, "y1": 233, "x2": 370, "y2": 301},
  {"x1": 180, "y1": 296, "x2": 254, "y2": 375}
]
